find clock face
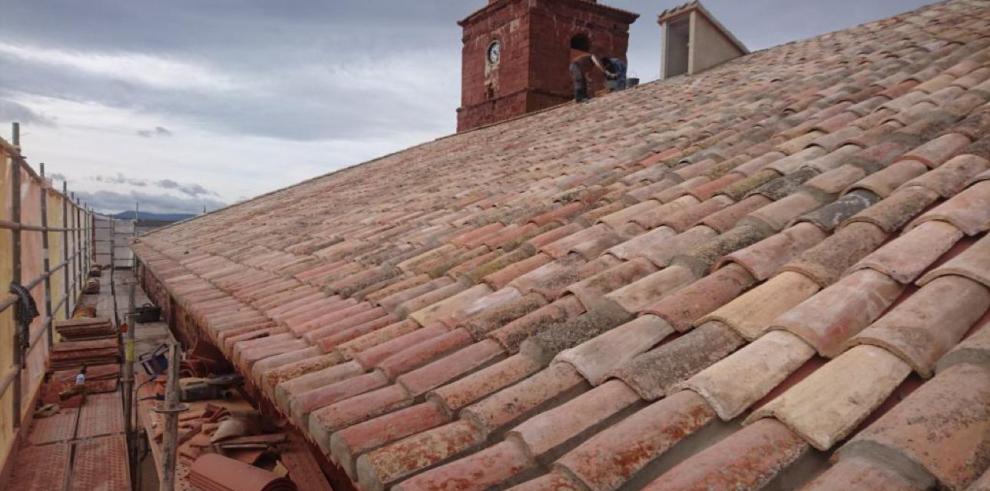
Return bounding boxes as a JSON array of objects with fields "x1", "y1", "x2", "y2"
[{"x1": 487, "y1": 41, "x2": 501, "y2": 65}]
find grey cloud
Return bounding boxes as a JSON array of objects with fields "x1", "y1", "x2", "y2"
[
  {"x1": 0, "y1": 98, "x2": 57, "y2": 127},
  {"x1": 92, "y1": 173, "x2": 147, "y2": 186},
  {"x1": 75, "y1": 189, "x2": 226, "y2": 214},
  {"x1": 50, "y1": 172, "x2": 66, "y2": 181},
  {"x1": 137, "y1": 126, "x2": 172, "y2": 138},
  {"x1": 87, "y1": 172, "x2": 220, "y2": 198},
  {"x1": 156, "y1": 179, "x2": 217, "y2": 198}
]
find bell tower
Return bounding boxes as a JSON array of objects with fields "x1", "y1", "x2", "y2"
[{"x1": 457, "y1": 0, "x2": 638, "y2": 132}]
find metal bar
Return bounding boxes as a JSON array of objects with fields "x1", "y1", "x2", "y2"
[
  {"x1": 159, "y1": 343, "x2": 181, "y2": 491},
  {"x1": 0, "y1": 219, "x2": 84, "y2": 232},
  {"x1": 110, "y1": 217, "x2": 119, "y2": 328},
  {"x1": 75, "y1": 200, "x2": 82, "y2": 306},
  {"x1": 124, "y1": 281, "x2": 136, "y2": 488},
  {"x1": 10, "y1": 122, "x2": 22, "y2": 428},
  {"x1": 25, "y1": 316, "x2": 52, "y2": 355},
  {"x1": 0, "y1": 244, "x2": 80, "y2": 315},
  {"x1": 52, "y1": 293, "x2": 67, "y2": 316},
  {"x1": 0, "y1": 367, "x2": 16, "y2": 399},
  {"x1": 62, "y1": 181, "x2": 70, "y2": 318},
  {"x1": 40, "y1": 163, "x2": 54, "y2": 347}
]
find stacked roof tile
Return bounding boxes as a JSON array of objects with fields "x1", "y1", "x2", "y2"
[{"x1": 133, "y1": 1, "x2": 990, "y2": 489}]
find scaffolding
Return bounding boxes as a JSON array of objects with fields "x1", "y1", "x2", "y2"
[{"x1": 0, "y1": 123, "x2": 95, "y2": 474}]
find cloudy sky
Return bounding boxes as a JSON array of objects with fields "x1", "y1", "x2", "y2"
[{"x1": 0, "y1": 0, "x2": 931, "y2": 214}]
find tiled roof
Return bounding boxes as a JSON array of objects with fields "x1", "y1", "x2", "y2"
[{"x1": 133, "y1": 1, "x2": 990, "y2": 489}]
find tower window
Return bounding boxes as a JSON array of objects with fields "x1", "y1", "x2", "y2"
[{"x1": 570, "y1": 33, "x2": 591, "y2": 52}]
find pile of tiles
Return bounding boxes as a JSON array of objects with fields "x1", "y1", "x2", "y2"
[
  {"x1": 188, "y1": 453, "x2": 297, "y2": 491},
  {"x1": 54, "y1": 317, "x2": 115, "y2": 340},
  {"x1": 50, "y1": 338, "x2": 120, "y2": 370},
  {"x1": 134, "y1": 1, "x2": 990, "y2": 490}
]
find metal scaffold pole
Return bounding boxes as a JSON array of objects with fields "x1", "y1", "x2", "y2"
[
  {"x1": 10, "y1": 123, "x2": 22, "y2": 427},
  {"x1": 123, "y1": 280, "x2": 137, "y2": 487},
  {"x1": 156, "y1": 341, "x2": 186, "y2": 491},
  {"x1": 39, "y1": 163, "x2": 54, "y2": 347}
]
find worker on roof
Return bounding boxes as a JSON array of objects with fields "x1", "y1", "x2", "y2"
[
  {"x1": 569, "y1": 52, "x2": 607, "y2": 102},
  {"x1": 602, "y1": 57, "x2": 628, "y2": 92},
  {"x1": 570, "y1": 53, "x2": 627, "y2": 102}
]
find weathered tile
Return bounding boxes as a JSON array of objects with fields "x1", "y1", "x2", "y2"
[
  {"x1": 848, "y1": 275, "x2": 990, "y2": 378},
  {"x1": 330, "y1": 401, "x2": 450, "y2": 478},
  {"x1": 838, "y1": 363, "x2": 990, "y2": 490},
  {"x1": 355, "y1": 420, "x2": 486, "y2": 491},
  {"x1": 803, "y1": 456, "x2": 934, "y2": 491},
  {"x1": 556, "y1": 390, "x2": 716, "y2": 491},
  {"x1": 507, "y1": 379, "x2": 640, "y2": 458},
  {"x1": 783, "y1": 222, "x2": 888, "y2": 286},
  {"x1": 611, "y1": 321, "x2": 744, "y2": 400},
  {"x1": 851, "y1": 220, "x2": 963, "y2": 283},
  {"x1": 771, "y1": 269, "x2": 904, "y2": 357},
  {"x1": 909, "y1": 180, "x2": 990, "y2": 235},
  {"x1": 605, "y1": 265, "x2": 697, "y2": 314},
  {"x1": 702, "y1": 271, "x2": 821, "y2": 340},
  {"x1": 427, "y1": 353, "x2": 542, "y2": 413},
  {"x1": 461, "y1": 363, "x2": 587, "y2": 435},
  {"x1": 555, "y1": 314, "x2": 674, "y2": 386},
  {"x1": 681, "y1": 330, "x2": 817, "y2": 420},
  {"x1": 393, "y1": 440, "x2": 534, "y2": 491},
  {"x1": 918, "y1": 232, "x2": 990, "y2": 289},
  {"x1": 643, "y1": 419, "x2": 810, "y2": 491},
  {"x1": 642, "y1": 264, "x2": 757, "y2": 331},
  {"x1": 720, "y1": 223, "x2": 826, "y2": 280},
  {"x1": 747, "y1": 345, "x2": 913, "y2": 450}
]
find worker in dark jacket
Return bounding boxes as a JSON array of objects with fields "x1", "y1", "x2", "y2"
[
  {"x1": 602, "y1": 57, "x2": 628, "y2": 92},
  {"x1": 569, "y1": 53, "x2": 607, "y2": 102}
]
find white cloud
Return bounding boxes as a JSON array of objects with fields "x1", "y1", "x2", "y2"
[{"x1": 0, "y1": 42, "x2": 236, "y2": 92}]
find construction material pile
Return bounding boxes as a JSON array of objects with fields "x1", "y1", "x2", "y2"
[
  {"x1": 50, "y1": 337, "x2": 120, "y2": 370},
  {"x1": 54, "y1": 317, "x2": 116, "y2": 340}
]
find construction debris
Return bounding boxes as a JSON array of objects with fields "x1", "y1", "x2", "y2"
[{"x1": 189, "y1": 454, "x2": 297, "y2": 491}]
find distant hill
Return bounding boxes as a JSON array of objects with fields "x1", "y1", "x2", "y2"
[{"x1": 112, "y1": 211, "x2": 195, "y2": 222}]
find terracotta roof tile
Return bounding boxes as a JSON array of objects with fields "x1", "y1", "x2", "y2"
[
  {"x1": 836, "y1": 363, "x2": 990, "y2": 490},
  {"x1": 782, "y1": 222, "x2": 888, "y2": 286},
  {"x1": 605, "y1": 264, "x2": 698, "y2": 314},
  {"x1": 394, "y1": 440, "x2": 534, "y2": 491},
  {"x1": 128, "y1": 2, "x2": 990, "y2": 488},
  {"x1": 355, "y1": 420, "x2": 486, "y2": 491},
  {"x1": 747, "y1": 345, "x2": 913, "y2": 450},
  {"x1": 850, "y1": 220, "x2": 964, "y2": 283},
  {"x1": 910, "y1": 180, "x2": 990, "y2": 234},
  {"x1": 918, "y1": 231, "x2": 990, "y2": 288},
  {"x1": 771, "y1": 269, "x2": 904, "y2": 357},
  {"x1": 641, "y1": 264, "x2": 757, "y2": 331},
  {"x1": 701, "y1": 271, "x2": 821, "y2": 340},
  {"x1": 904, "y1": 154, "x2": 990, "y2": 196},
  {"x1": 848, "y1": 275, "x2": 990, "y2": 377},
  {"x1": 428, "y1": 353, "x2": 541, "y2": 413},
  {"x1": 555, "y1": 390, "x2": 716, "y2": 491},
  {"x1": 460, "y1": 363, "x2": 587, "y2": 435},
  {"x1": 803, "y1": 455, "x2": 933, "y2": 491},
  {"x1": 610, "y1": 321, "x2": 744, "y2": 400},
  {"x1": 681, "y1": 330, "x2": 816, "y2": 420},
  {"x1": 330, "y1": 401, "x2": 450, "y2": 479},
  {"x1": 720, "y1": 223, "x2": 826, "y2": 280},
  {"x1": 936, "y1": 316, "x2": 990, "y2": 373},
  {"x1": 642, "y1": 419, "x2": 810, "y2": 491}
]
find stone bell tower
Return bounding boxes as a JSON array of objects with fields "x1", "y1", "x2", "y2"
[{"x1": 457, "y1": 0, "x2": 638, "y2": 132}]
